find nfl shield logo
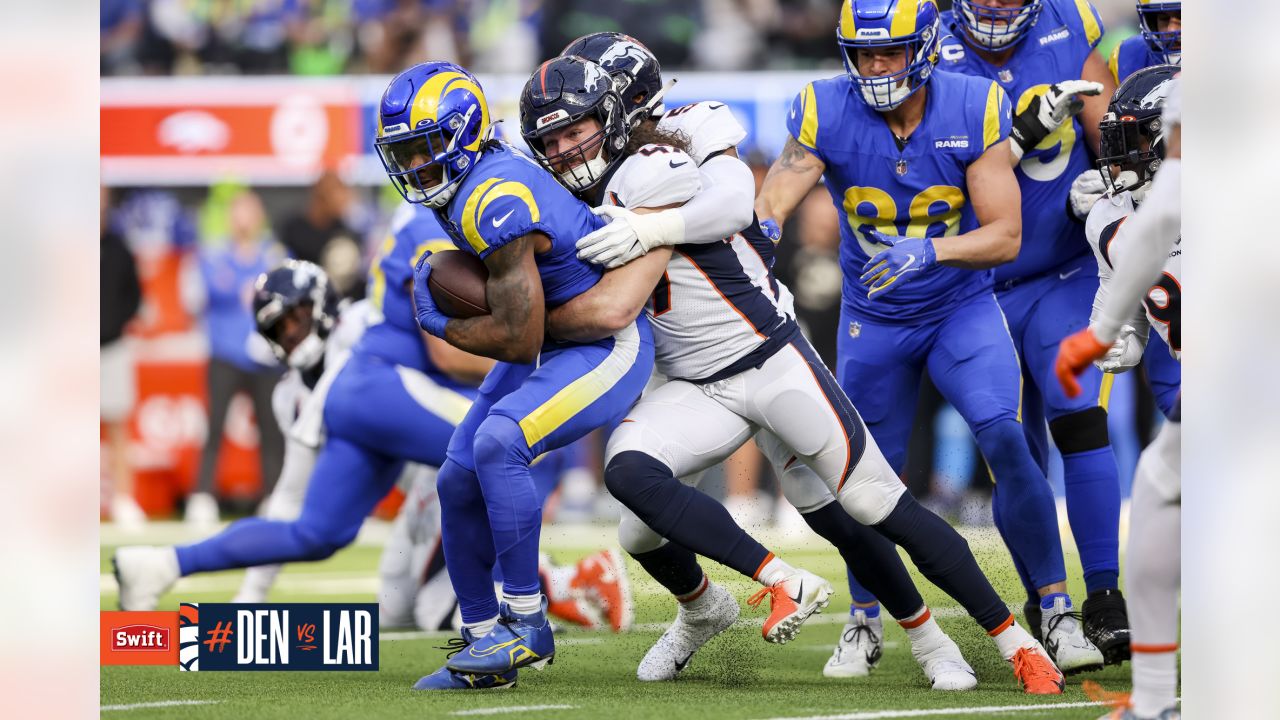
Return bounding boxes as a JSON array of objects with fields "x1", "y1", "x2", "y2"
[
  {"x1": 849, "y1": 321, "x2": 862, "y2": 339},
  {"x1": 998, "y1": 69, "x2": 1014, "y2": 84}
]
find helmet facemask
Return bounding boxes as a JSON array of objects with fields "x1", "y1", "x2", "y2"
[
  {"x1": 376, "y1": 105, "x2": 484, "y2": 208},
  {"x1": 1098, "y1": 112, "x2": 1165, "y2": 199},
  {"x1": 1137, "y1": 2, "x2": 1181, "y2": 65},
  {"x1": 955, "y1": 0, "x2": 1043, "y2": 50},
  {"x1": 526, "y1": 94, "x2": 629, "y2": 193}
]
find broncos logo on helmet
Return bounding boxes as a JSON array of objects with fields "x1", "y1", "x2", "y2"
[
  {"x1": 375, "y1": 62, "x2": 492, "y2": 208},
  {"x1": 562, "y1": 32, "x2": 665, "y2": 123},
  {"x1": 1097, "y1": 64, "x2": 1179, "y2": 199}
]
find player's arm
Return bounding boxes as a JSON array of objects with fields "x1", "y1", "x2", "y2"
[
  {"x1": 756, "y1": 136, "x2": 826, "y2": 229},
  {"x1": 548, "y1": 247, "x2": 674, "y2": 343},
  {"x1": 419, "y1": 235, "x2": 546, "y2": 364},
  {"x1": 936, "y1": 139, "x2": 1022, "y2": 268},
  {"x1": 422, "y1": 332, "x2": 495, "y2": 383},
  {"x1": 1086, "y1": 220, "x2": 1149, "y2": 372},
  {"x1": 1079, "y1": 50, "x2": 1118, "y2": 156}
]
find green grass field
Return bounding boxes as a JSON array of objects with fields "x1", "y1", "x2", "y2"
[{"x1": 100, "y1": 521, "x2": 1132, "y2": 719}]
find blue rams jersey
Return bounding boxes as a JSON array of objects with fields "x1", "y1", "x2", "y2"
[
  {"x1": 1109, "y1": 34, "x2": 1164, "y2": 84},
  {"x1": 939, "y1": 0, "x2": 1105, "y2": 283},
  {"x1": 787, "y1": 70, "x2": 1011, "y2": 323},
  {"x1": 435, "y1": 142, "x2": 604, "y2": 308},
  {"x1": 356, "y1": 202, "x2": 470, "y2": 390}
]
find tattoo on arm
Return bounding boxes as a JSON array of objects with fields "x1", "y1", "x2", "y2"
[
  {"x1": 777, "y1": 136, "x2": 818, "y2": 172},
  {"x1": 444, "y1": 235, "x2": 543, "y2": 362}
]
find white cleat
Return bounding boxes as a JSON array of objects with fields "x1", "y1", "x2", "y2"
[
  {"x1": 749, "y1": 568, "x2": 833, "y2": 644},
  {"x1": 111, "y1": 494, "x2": 147, "y2": 533},
  {"x1": 1041, "y1": 595, "x2": 1105, "y2": 675},
  {"x1": 184, "y1": 492, "x2": 220, "y2": 529},
  {"x1": 913, "y1": 635, "x2": 978, "y2": 691},
  {"x1": 638, "y1": 582, "x2": 740, "y2": 681},
  {"x1": 823, "y1": 609, "x2": 882, "y2": 678},
  {"x1": 113, "y1": 546, "x2": 180, "y2": 610}
]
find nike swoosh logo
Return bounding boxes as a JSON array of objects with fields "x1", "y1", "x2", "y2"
[
  {"x1": 674, "y1": 653, "x2": 693, "y2": 672},
  {"x1": 790, "y1": 108, "x2": 796, "y2": 120},
  {"x1": 708, "y1": 103, "x2": 725, "y2": 110},
  {"x1": 1059, "y1": 267, "x2": 1082, "y2": 280},
  {"x1": 789, "y1": 580, "x2": 804, "y2": 605},
  {"x1": 492, "y1": 209, "x2": 515, "y2": 228},
  {"x1": 898, "y1": 254, "x2": 916, "y2": 275},
  {"x1": 669, "y1": 160, "x2": 688, "y2": 168}
]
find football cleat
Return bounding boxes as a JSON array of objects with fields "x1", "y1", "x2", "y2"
[
  {"x1": 570, "y1": 548, "x2": 633, "y2": 632},
  {"x1": 1010, "y1": 644, "x2": 1065, "y2": 695},
  {"x1": 911, "y1": 630, "x2": 978, "y2": 691},
  {"x1": 184, "y1": 492, "x2": 220, "y2": 529},
  {"x1": 1042, "y1": 595, "x2": 1105, "y2": 674},
  {"x1": 414, "y1": 632, "x2": 518, "y2": 691},
  {"x1": 638, "y1": 581, "x2": 739, "y2": 682},
  {"x1": 823, "y1": 609, "x2": 883, "y2": 678},
  {"x1": 1086, "y1": 680, "x2": 1180, "y2": 719},
  {"x1": 447, "y1": 600, "x2": 556, "y2": 675},
  {"x1": 747, "y1": 568, "x2": 833, "y2": 644},
  {"x1": 1083, "y1": 588, "x2": 1132, "y2": 666},
  {"x1": 113, "y1": 546, "x2": 180, "y2": 611}
]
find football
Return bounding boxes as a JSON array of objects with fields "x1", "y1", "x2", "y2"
[{"x1": 425, "y1": 250, "x2": 489, "y2": 318}]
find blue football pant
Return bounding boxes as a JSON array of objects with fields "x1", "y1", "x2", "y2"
[{"x1": 438, "y1": 321, "x2": 654, "y2": 624}]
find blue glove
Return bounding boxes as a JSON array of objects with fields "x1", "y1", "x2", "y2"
[
  {"x1": 859, "y1": 230, "x2": 936, "y2": 300},
  {"x1": 759, "y1": 218, "x2": 782, "y2": 244},
  {"x1": 412, "y1": 252, "x2": 450, "y2": 338}
]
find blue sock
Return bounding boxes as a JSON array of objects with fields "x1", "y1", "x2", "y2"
[
  {"x1": 605, "y1": 451, "x2": 771, "y2": 579},
  {"x1": 858, "y1": 603, "x2": 881, "y2": 619},
  {"x1": 438, "y1": 458, "x2": 501, "y2": 624},
  {"x1": 976, "y1": 420, "x2": 1066, "y2": 590},
  {"x1": 176, "y1": 437, "x2": 396, "y2": 575},
  {"x1": 1062, "y1": 448, "x2": 1121, "y2": 593},
  {"x1": 1040, "y1": 591, "x2": 1072, "y2": 611},
  {"x1": 472, "y1": 415, "x2": 542, "y2": 598}
]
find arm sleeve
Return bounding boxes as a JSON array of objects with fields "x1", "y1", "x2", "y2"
[
  {"x1": 1093, "y1": 159, "x2": 1181, "y2": 343},
  {"x1": 670, "y1": 154, "x2": 757, "y2": 244}
]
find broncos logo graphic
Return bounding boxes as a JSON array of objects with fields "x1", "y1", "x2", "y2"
[{"x1": 599, "y1": 38, "x2": 651, "y2": 77}]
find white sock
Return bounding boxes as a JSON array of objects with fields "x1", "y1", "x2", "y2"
[
  {"x1": 899, "y1": 607, "x2": 945, "y2": 654},
  {"x1": 464, "y1": 615, "x2": 498, "y2": 638},
  {"x1": 990, "y1": 619, "x2": 1037, "y2": 661},
  {"x1": 233, "y1": 564, "x2": 281, "y2": 603},
  {"x1": 755, "y1": 555, "x2": 796, "y2": 587},
  {"x1": 1131, "y1": 649, "x2": 1178, "y2": 717},
  {"x1": 677, "y1": 576, "x2": 712, "y2": 611},
  {"x1": 504, "y1": 592, "x2": 542, "y2": 616}
]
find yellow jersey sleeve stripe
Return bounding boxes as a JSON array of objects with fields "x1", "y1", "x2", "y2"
[
  {"x1": 798, "y1": 83, "x2": 820, "y2": 149},
  {"x1": 891, "y1": 0, "x2": 922, "y2": 37},
  {"x1": 1108, "y1": 44, "x2": 1121, "y2": 84},
  {"x1": 460, "y1": 177, "x2": 501, "y2": 254},
  {"x1": 519, "y1": 323, "x2": 641, "y2": 447},
  {"x1": 1073, "y1": 0, "x2": 1103, "y2": 46},
  {"x1": 983, "y1": 82, "x2": 1004, "y2": 150},
  {"x1": 1098, "y1": 372, "x2": 1115, "y2": 410}
]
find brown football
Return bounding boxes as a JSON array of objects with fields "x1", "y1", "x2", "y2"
[{"x1": 425, "y1": 250, "x2": 490, "y2": 318}]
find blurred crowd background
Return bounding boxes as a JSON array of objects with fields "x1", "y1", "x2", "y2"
[{"x1": 100, "y1": 0, "x2": 1166, "y2": 533}]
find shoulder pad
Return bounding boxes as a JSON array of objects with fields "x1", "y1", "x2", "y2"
[
  {"x1": 606, "y1": 146, "x2": 701, "y2": 209},
  {"x1": 658, "y1": 101, "x2": 746, "y2": 165}
]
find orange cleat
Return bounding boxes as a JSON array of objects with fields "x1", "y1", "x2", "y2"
[
  {"x1": 569, "y1": 549, "x2": 633, "y2": 632},
  {"x1": 1011, "y1": 645, "x2": 1065, "y2": 695},
  {"x1": 746, "y1": 569, "x2": 833, "y2": 644},
  {"x1": 546, "y1": 595, "x2": 602, "y2": 629}
]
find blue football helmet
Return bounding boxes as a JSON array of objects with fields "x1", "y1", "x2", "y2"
[
  {"x1": 838, "y1": 0, "x2": 942, "y2": 112},
  {"x1": 1136, "y1": 1, "x2": 1181, "y2": 65},
  {"x1": 561, "y1": 32, "x2": 666, "y2": 123},
  {"x1": 519, "y1": 55, "x2": 631, "y2": 192},
  {"x1": 252, "y1": 259, "x2": 339, "y2": 370},
  {"x1": 953, "y1": 0, "x2": 1043, "y2": 50},
  {"x1": 375, "y1": 62, "x2": 492, "y2": 208}
]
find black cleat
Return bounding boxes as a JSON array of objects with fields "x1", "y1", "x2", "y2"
[
  {"x1": 1083, "y1": 588, "x2": 1131, "y2": 666},
  {"x1": 1024, "y1": 599, "x2": 1043, "y2": 644}
]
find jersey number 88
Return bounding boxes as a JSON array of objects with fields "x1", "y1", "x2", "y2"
[{"x1": 843, "y1": 185, "x2": 964, "y2": 257}]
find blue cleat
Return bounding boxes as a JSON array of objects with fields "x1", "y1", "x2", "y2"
[
  {"x1": 446, "y1": 600, "x2": 556, "y2": 675},
  {"x1": 413, "y1": 632, "x2": 517, "y2": 691}
]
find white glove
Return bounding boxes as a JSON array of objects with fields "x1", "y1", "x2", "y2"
[
  {"x1": 1069, "y1": 168, "x2": 1107, "y2": 221},
  {"x1": 1011, "y1": 80, "x2": 1104, "y2": 159},
  {"x1": 1094, "y1": 324, "x2": 1144, "y2": 373},
  {"x1": 575, "y1": 204, "x2": 684, "y2": 268}
]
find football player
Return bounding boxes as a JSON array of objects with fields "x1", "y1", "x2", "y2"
[
  {"x1": 539, "y1": 42, "x2": 1062, "y2": 694},
  {"x1": 524, "y1": 52, "x2": 977, "y2": 690},
  {"x1": 756, "y1": 0, "x2": 1072, "y2": 692},
  {"x1": 1069, "y1": 1, "x2": 1181, "y2": 250},
  {"x1": 1056, "y1": 72, "x2": 1181, "y2": 720},
  {"x1": 386, "y1": 62, "x2": 655, "y2": 687},
  {"x1": 936, "y1": 0, "x2": 1125, "y2": 671}
]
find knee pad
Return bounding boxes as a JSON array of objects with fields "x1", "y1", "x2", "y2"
[
  {"x1": 603, "y1": 450, "x2": 673, "y2": 505},
  {"x1": 1048, "y1": 407, "x2": 1110, "y2": 455},
  {"x1": 833, "y1": 444, "x2": 906, "y2": 525},
  {"x1": 473, "y1": 414, "x2": 534, "y2": 472},
  {"x1": 617, "y1": 507, "x2": 667, "y2": 555}
]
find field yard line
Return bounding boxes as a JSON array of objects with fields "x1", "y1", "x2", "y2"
[
  {"x1": 449, "y1": 705, "x2": 578, "y2": 716},
  {"x1": 758, "y1": 700, "x2": 1106, "y2": 720},
  {"x1": 102, "y1": 700, "x2": 222, "y2": 712}
]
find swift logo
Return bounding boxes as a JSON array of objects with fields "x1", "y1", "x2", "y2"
[
  {"x1": 112, "y1": 624, "x2": 170, "y2": 651},
  {"x1": 492, "y1": 209, "x2": 516, "y2": 227}
]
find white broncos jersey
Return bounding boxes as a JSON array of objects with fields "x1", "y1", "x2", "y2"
[
  {"x1": 600, "y1": 101, "x2": 798, "y2": 382},
  {"x1": 270, "y1": 300, "x2": 371, "y2": 446},
  {"x1": 1086, "y1": 191, "x2": 1182, "y2": 360}
]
